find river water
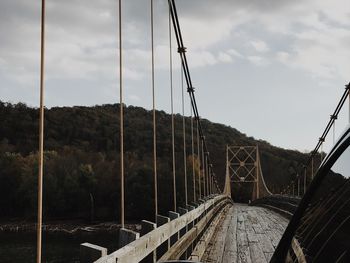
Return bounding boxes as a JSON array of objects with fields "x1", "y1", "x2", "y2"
[{"x1": 0, "y1": 231, "x2": 118, "y2": 262}]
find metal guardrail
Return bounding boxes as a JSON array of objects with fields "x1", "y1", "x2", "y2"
[{"x1": 91, "y1": 195, "x2": 231, "y2": 263}]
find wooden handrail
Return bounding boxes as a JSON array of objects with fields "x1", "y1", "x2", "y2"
[
  {"x1": 159, "y1": 199, "x2": 231, "y2": 260},
  {"x1": 95, "y1": 195, "x2": 229, "y2": 263}
]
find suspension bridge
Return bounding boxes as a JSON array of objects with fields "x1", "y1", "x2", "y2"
[{"x1": 24, "y1": 0, "x2": 350, "y2": 262}]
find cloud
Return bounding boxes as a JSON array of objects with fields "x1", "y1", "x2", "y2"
[
  {"x1": 189, "y1": 50, "x2": 217, "y2": 68},
  {"x1": 276, "y1": 51, "x2": 290, "y2": 64},
  {"x1": 247, "y1": 56, "x2": 269, "y2": 67},
  {"x1": 227, "y1": 49, "x2": 243, "y2": 58},
  {"x1": 128, "y1": 94, "x2": 140, "y2": 101},
  {"x1": 1, "y1": 0, "x2": 350, "y2": 152},
  {"x1": 250, "y1": 40, "x2": 270, "y2": 52},
  {"x1": 218, "y1": 52, "x2": 233, "y2": 63},
  {"x1": 180, "y1": 17, "x2": 239, "y2": 50}
]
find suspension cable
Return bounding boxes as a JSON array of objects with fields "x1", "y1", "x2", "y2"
[
  {"x1": 201, "y1": 138, "x2": 206, "y2": 196},
  {"x1": 191, "y1": 106, "x2": 196, "y2": 202},
  {"x1": 37, "y1": 1, "x2": 46, "y2": 262},
  {"x1": 205, "y1": 155, "x2": 210, "y2": 195},
  {"x1": 284, "y1": 84, "x2": 350, "y2": 195},
  {"x1": 168, "y1": 0, "x2": 218, "y2": 191},
  {"x1": 208, "y1": 163, "x2": 211, "y2": 195},
  {"x1": 304, "y1": 166, "x2": 307, "y2": 195},
  {"x1": 181, "y1": 65, "x2": 188, "y2": 205},
  {"x1": 151, "y1": 0, "x2": 158, "y2": 219},
  {"x1": 210, "y1": 165, "x2": 213, "y2": 195},
  {"x1": 205, "y1": 154, "x2": 208, "y2": 195},
  {"x1": 169, "y1": 3, "x2": 176, "y2": 212},
  {"x1": 197, "y1": 120, "x2": 201, "y2": 199},
  {"x1": 118, "y1": 0, "x2": 125, "y2": 230},
  {"x1": 333, "y1": 120, "x2": 336, "y2": 145},
  {"x1": 308, "y1": 85, "x2": 349, "y2": 165}
]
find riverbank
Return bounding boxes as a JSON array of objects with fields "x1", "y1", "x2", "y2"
[
  {"x1": 0, "y1": 221, "x2": 141, "y2": 234},
  {"x1": 0, "y1": 222, "x2": 141, "y2": 262}
]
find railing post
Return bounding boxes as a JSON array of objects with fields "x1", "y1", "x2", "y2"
[
  {"x1": 178, "y1": 207, "x2": 188, "y2": 238},
  {"x1": 118, "y1": 228, "x2": 140, "y2": 249},
  {"x1": 80, "y1": 243, "x2": 107, "y2": 263},
  {"x1": 186, "y1": 205, "x2": 195, "y2": 230},
  {"x1": 186, "y1": 205, "x2": 195, "y2": 256},
  {"x1": 141, "y1": 220, "x2": 157, "y2": 263},
  {"x1": 156, "y1": 215, "x2": 170, "y2": 259},
  {"x1": 168, "y1": 211, "x2": 180, "y2": 246}
]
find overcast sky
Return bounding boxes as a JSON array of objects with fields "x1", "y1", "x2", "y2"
[{"x1": 1, "y1": 0, "x2": 350, "y2": 152}]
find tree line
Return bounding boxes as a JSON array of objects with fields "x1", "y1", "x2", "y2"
[{"x1": 0, "y1": 101, "x2": 310, "y2": 222}]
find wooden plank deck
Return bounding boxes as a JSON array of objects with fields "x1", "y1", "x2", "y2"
[{"x1": 203, "y1": 204, "x2": 288, "y2": 263}]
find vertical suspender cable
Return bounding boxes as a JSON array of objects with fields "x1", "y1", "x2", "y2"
[
  {"x1": 169, "y1": 4, "x2": 176, "y2": 212},
  {"x1": 211, "y1": 167, "x2": 213, "y2": 195},
  {"x1": 197, "y1": 121, "x2": 201, "y2": 199},
  {"x1": 201, "y1": 139, "x2": 206, "y2": 197},
  {"x1": 349, "y1": 86, "x2": 350, "y2": 124},
  {"x1": 191, "y1": 107, "x2": 195, "y2": 202},
  {"x1": 37, "y1": 1, "x2": 45, "y2": 262},
  {"x1": 333, "y1": 122, "x2": 336, "y2": 145},
  {"x1": 304, "y1": 166, "x2": 307, "y2": 195},
  {"x1": 151, "y1": 0, "x2": 158, "y2": 219},
  {"x1": 181, "y1": 66, "x2": 188, "y2": 205},
  {"x1": 348, "y1": 83, "x2": 350, "y2": 124},
  {"x1": 118, "y1": 0, "x2": 125, "y2": 229},
  {"x1": 205, "y1": 155, "x2": 208, "y2": 195},
  {"x1": 205, "y1": 153, "x2": 208, "y2": 196},
  {"x1": 208, "y1": 164, "x2": 211, "y2": 195},
  {"x1": 206, "y1": 158, "x2": 210, "y2": 195}
]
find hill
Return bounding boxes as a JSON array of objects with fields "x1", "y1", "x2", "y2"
[{"x1": 0, "y1": 101, "x2": 311, "y2": 222}]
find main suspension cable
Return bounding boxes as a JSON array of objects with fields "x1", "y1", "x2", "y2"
[
  {"x1": 284, "y1": 84, "x2": 349, "y2": 195},
  {"x1": 37, "y1": 1, "x2": 46, "y2": 262},
  {"x1": 168, "y1": 0, "x2": 219, "y2": 192}
]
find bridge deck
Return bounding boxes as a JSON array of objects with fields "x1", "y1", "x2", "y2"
[{"x1": 202, "y1": 204, "x2": 288, "y2": 263}]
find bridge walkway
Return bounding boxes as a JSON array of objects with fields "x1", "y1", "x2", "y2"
[{"x1": 202, "y1": 204, "x2": 288, "y2": 263}]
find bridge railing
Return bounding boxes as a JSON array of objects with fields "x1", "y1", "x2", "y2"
[
  {"x1": 251, "y1": 194, "x2": 301, "y2": 219},
  {"x1": 83, "y1": 194, "x2": 231, "y2": 263}
]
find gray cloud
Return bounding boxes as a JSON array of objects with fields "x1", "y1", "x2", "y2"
[{"x1": 0, "y1": 0, "x2": 349, "y2": 152}]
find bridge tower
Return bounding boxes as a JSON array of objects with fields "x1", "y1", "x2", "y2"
[{"x1": 226, "y1": 145, "x2": 272, "y2": 201}]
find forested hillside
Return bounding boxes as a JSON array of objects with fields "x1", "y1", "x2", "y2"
[{"x1": 0, "y1": 101, "x2": 310, "y2": 222}]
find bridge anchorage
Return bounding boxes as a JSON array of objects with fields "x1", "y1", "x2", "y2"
[{"x1": 227, "y1": 145, "x2": 272, "y2": 202}]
